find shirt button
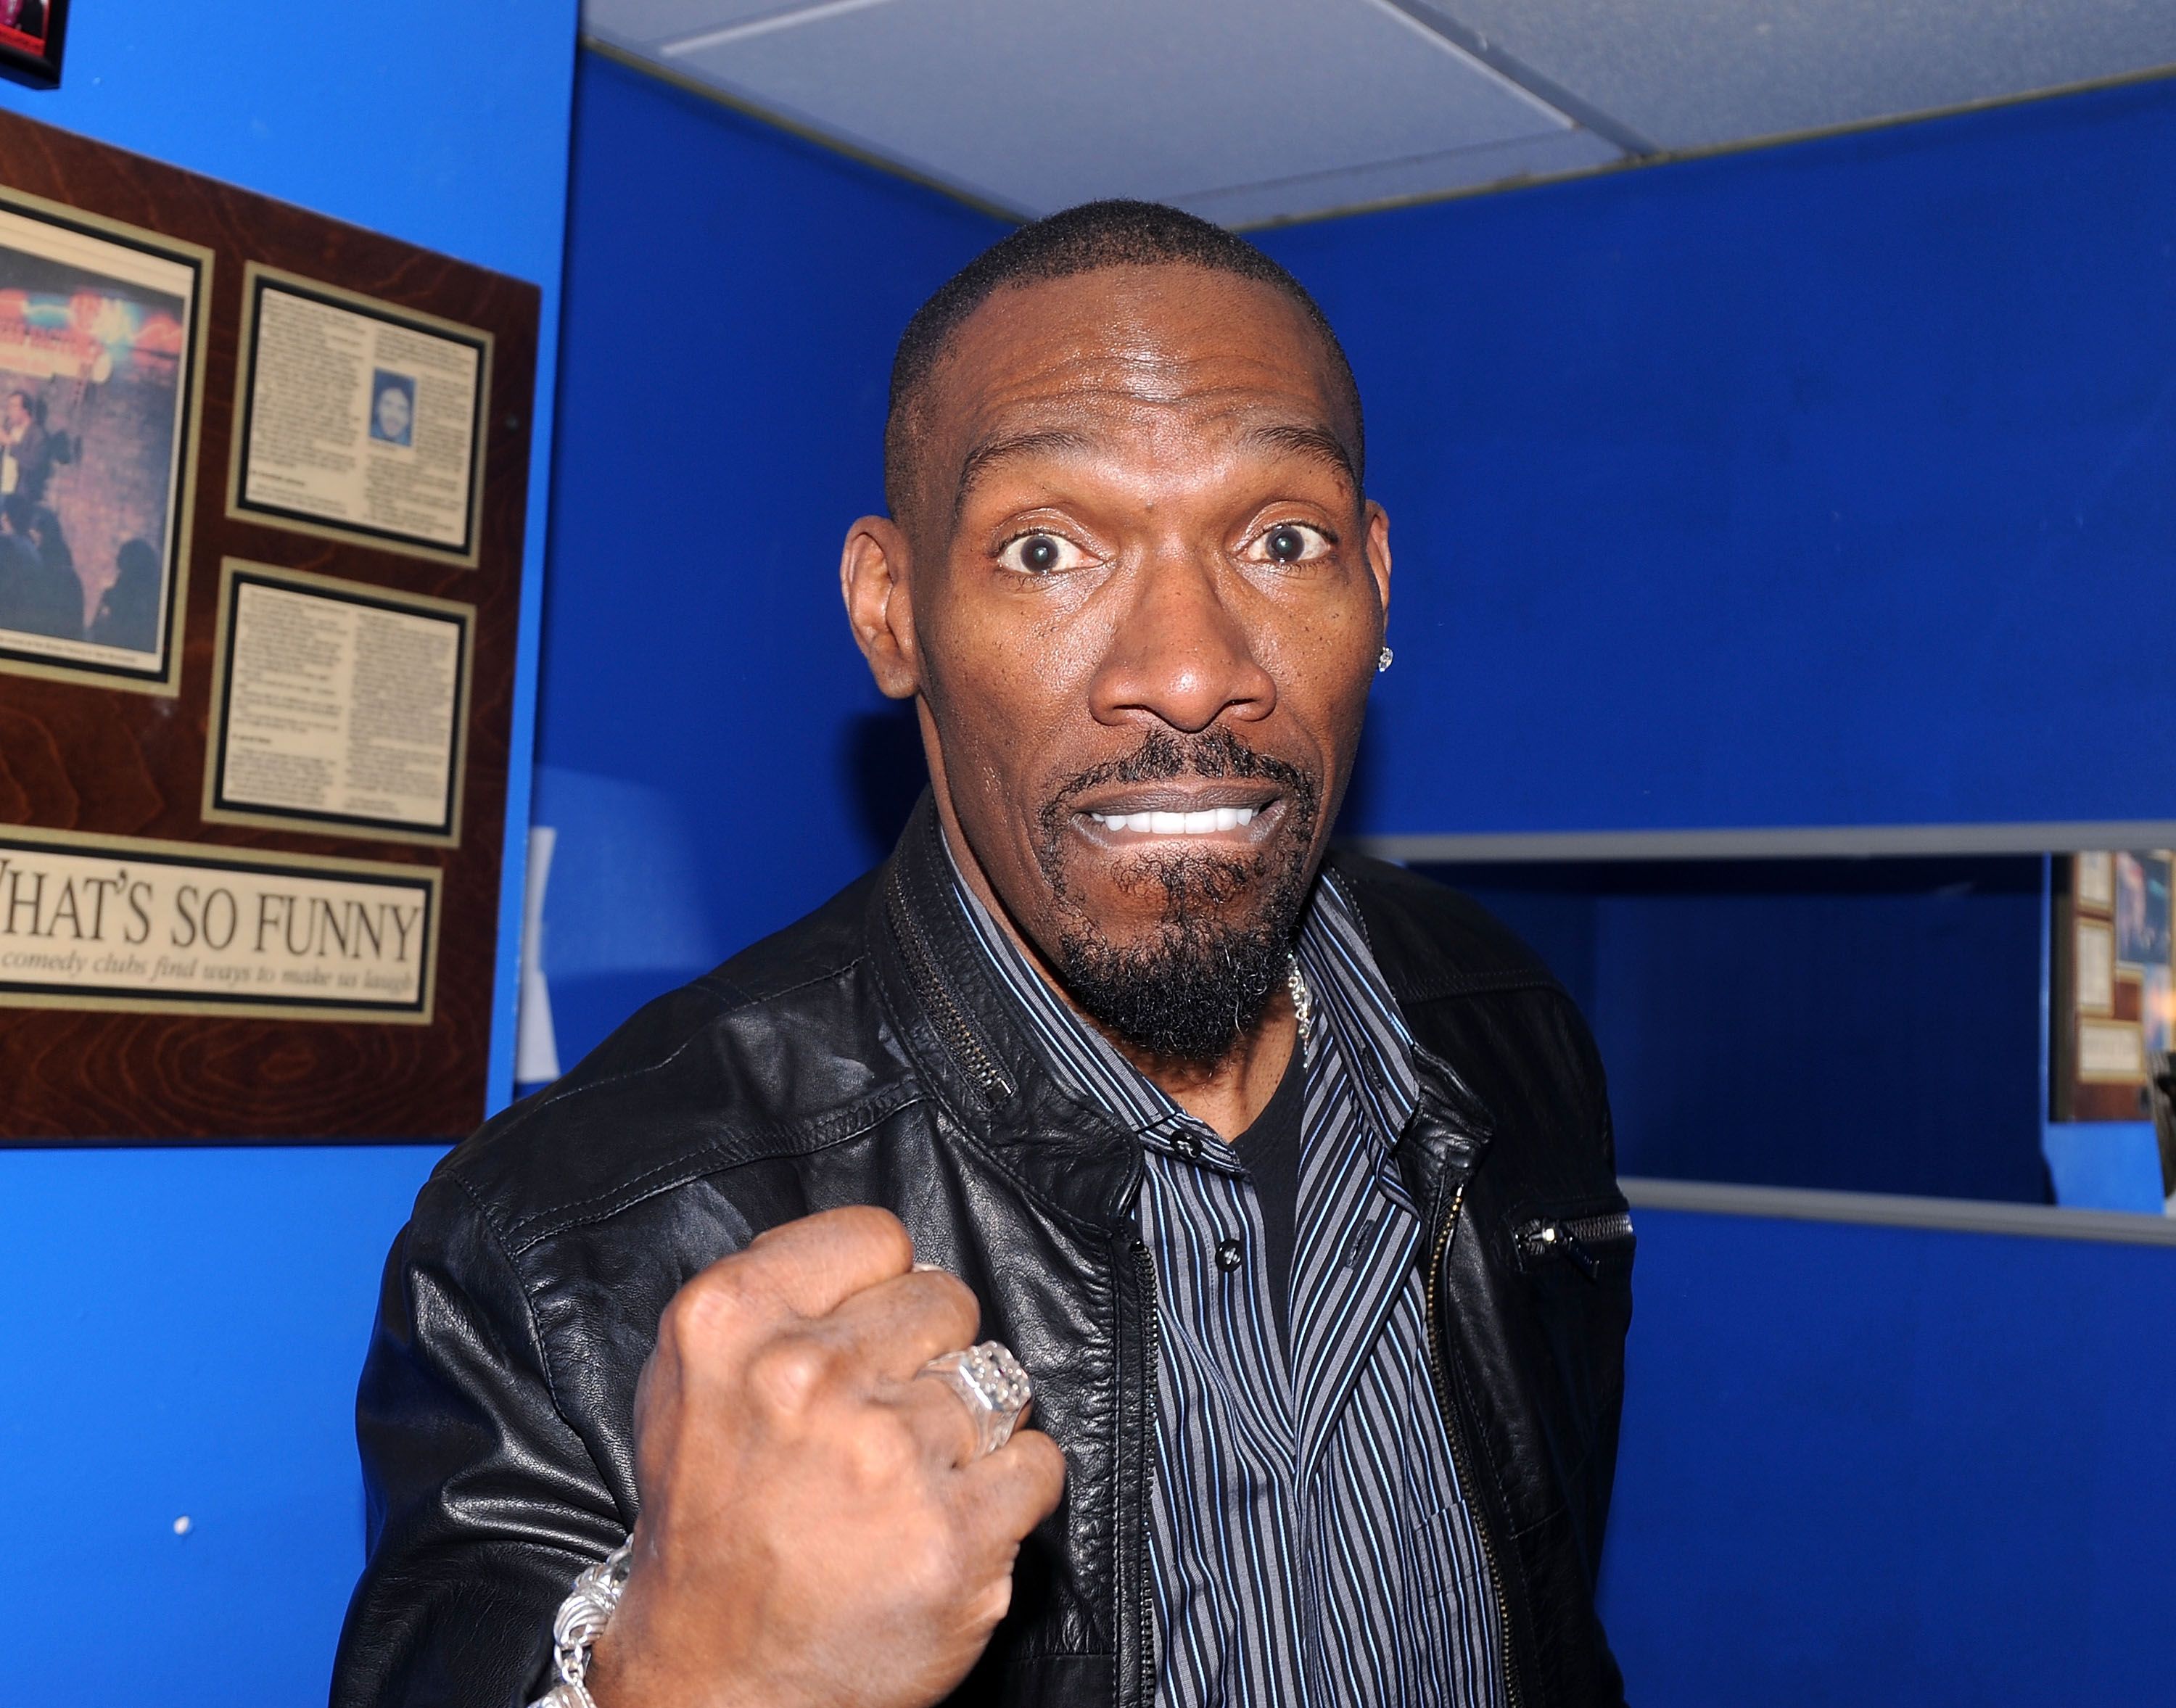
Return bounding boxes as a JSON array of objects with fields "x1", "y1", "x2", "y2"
[
  {"x1": 1172, "y1": 1131, "x2": 1203, "y2": 1160},
  {"x1": 1215, "y1": 1237, "x2": 1244, "y2": 1271}
]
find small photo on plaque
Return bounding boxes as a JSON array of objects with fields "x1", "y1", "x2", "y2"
[
  {"x1": 0, "y1": 190, "x2": 207, "y2": 694},
  {"x1": 205, "y1": 560, "x2": 474, "y2": 845},
  {"x1": 230, "y1": 265, "x2": 490, "y2": 565}
]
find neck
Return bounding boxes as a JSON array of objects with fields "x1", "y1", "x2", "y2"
[
  {"x1": 935, "y1": 802, "x2": 1299, "y2": 1142},
  {"x1": 1103, "y1": 988, "x2": 1298, "y2": 1143}
]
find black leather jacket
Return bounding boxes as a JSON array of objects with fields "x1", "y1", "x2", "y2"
[{"x1": 332, "y1": 801, "x2": 1633, "y2": 1708}]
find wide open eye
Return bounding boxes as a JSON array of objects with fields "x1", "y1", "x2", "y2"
[
  {"x1": 998, "y1": 530, "x2": 1093, "y2": 575},
  {"x1": 1250, "y1": 521, "x2": 1332, "y2": 566}
]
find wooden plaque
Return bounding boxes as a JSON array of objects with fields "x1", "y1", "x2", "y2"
[{"x1": 0, "y1": 110, "x2": 537, "y2": 1142}]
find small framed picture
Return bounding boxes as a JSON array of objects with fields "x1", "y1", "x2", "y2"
[{"x1": 0, "y1": 0, "x2": 66, "y2": 90}]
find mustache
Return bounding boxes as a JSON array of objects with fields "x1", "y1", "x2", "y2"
[{"x1": 1037, "y1": 727, "x2": 1320, "y2": 847}]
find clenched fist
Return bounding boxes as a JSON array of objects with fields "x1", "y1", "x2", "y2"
[{"x1": 585, "y1": 1206, "x2": 1066, "y2": 1708}]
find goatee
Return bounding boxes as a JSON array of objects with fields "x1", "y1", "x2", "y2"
[{"x1": 1034, "y1": 728, "x2": 1321, "y2": 1067}]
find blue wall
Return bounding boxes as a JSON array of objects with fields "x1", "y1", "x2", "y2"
[
  {"x1": 1256, "y1": 77, "x2": 2176, "y2": 839},
  {"x1": 0, "y1": 7, "x2": 577, "y2": 1703},
  {"x1": 533, "y1": 52, "x2": 1005, "y2": 1065},
  {"x1": 1601, "y1": 1208, "x2": 2176, "y2": 1703},
  {"x1": 1438, "y1": 857, "x2": 2051, "y2": 1202}
]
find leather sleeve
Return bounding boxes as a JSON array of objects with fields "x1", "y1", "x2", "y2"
[{"x1": 330, "y1": 1172, "x2": 627, "y2": 1708}]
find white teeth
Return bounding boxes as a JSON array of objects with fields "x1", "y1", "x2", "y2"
[{"x1": 1091, "y1": 805, "x2": 1264, "y2": 835}]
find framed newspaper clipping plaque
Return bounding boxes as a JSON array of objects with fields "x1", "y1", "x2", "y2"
[{"x1": 0, "y1": 107, "x2": 539, "y2": 1142}]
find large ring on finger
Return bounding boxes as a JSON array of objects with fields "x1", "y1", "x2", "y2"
[{"x1": 917, "y1": 1340, "x2": 1032, "y2": 1459}]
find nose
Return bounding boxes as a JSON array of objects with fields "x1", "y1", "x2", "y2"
[{"x1": 1087, "y1": 552, "x2": 1275, "y2": 734}]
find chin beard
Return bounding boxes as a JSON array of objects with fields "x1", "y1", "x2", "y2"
[{"x1": 1037, "y1": 728, "x2": 1322, "y2": 1067}]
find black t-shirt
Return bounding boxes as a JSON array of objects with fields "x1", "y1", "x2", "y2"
[{"x1": 1235, "y1": 1039, "x2": 1306, "y2": 1358}]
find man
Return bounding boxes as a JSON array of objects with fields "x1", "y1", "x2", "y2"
[
  {"x1": 372, "y1": 374, "x2": 416, "y2": 447},
  {"x1": 333, "y1": 201, "x2": 1632, "y2": 1708},
  {"x1": 0, "y1": 388, "x2": 53, "y2": 506}
]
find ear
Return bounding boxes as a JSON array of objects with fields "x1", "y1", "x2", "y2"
[
  {"x1": 1364, "y1": 499, "x2": 1392, "y2": 628},
  {"x1": 841, "y1": 514, "x2": 922, "y2": 700}
]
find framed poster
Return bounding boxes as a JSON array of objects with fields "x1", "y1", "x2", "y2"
[
  {"x1": 203, "y1": 561, "x2": 474, "y2": 846},
  {"x1": 0, "y1": 0, "x2": 66, "y2": 89},
  {"x1": 228, "y1": 265, "x2": 490, "y2": 567},
  {"x1": 0, "y1": 188, "x2": 207, "y2": 696}
]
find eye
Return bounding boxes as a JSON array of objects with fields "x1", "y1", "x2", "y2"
[
  {"x1": 998, "y1": 530, "x2": 1093, "y2": 575},
  {"x1": 1249, "y1": 521, "x2": 1332, "y2": 566}
]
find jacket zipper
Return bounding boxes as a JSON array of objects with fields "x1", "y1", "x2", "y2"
[
  {"x1": 1422, "y1": 1183, "x2": 1523, "y2": 1708},
  {"x1": 1514, "y1": 1210, "x2": 1633, "y2": 1280},
  {"x1": 1129, "y1": 1238, "x2": 1161, "y2": 1708},
  {"x1": 885, "y1": 880, "x2": 1014, "y2": 1102}
]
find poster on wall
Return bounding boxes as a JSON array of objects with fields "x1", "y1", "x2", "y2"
[
  {"x1": 228, "y1": 265, "x2": 490, "y2": 566},
  {"x1": 0, "y1": 190, "x2": 207, "y2": 695}
]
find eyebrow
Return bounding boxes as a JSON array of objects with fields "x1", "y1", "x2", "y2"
[
  {"x1": 1241, "y1": 422, "x2": 1360, "y2": 490},
  {"x1": 952, "y1": 428, "x2": 1095, "y2": 524}
]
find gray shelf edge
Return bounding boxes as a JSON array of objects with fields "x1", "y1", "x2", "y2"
[
  {"x1": 1620, "y1": 1176, "x2": 2176, "y2": 1246},
  {"x1": 1351, "y1": 821, "x2": 2176, "y2": 862}
]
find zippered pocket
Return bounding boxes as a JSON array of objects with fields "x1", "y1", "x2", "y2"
[{"x1": 1514, "y1": 1209, "x2": 1634, "y2": 1281}]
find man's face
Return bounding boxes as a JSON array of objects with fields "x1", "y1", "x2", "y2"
[
  {"x1": 376, "y1": 385, "x2": 411, "y2": 442},
  {"x1": 4, "y1": 395, "x2": 27, "y2": 432},
  {"x1": 849, "y1": 265, "x2": 1388, "y2": 1063}
]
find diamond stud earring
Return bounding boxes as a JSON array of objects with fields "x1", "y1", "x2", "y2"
[{"x1": 1377, "y1": 645, "x2": 1394, "y2": 673}]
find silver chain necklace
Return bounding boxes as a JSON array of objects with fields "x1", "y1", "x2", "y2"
[{"x1": 1287, "y1": 953, "x2": 1313, "y2": 1045}]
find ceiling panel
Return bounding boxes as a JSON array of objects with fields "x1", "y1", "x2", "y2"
[
  {"x1": 582, "y1": 0, "x2": 2176, "y2": 226},
  {"x1": 1427, "y1": 0, "x2": 2176, "y2": 149},
  {"x1": 642, "y1": 0, "x2": 1594, "y2": 218},
  {"x1": 1172, "y1": 127, "x2": 1621, "y2": 227}
]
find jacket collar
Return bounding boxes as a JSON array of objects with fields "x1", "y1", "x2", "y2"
[{"x1": 867, "y1": 795, "x2": 1145, "y2": 1226}]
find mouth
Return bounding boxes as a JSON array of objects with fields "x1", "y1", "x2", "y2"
[{"x1": 1069, "y1": 786, "x2": 1283, "y2": 843}]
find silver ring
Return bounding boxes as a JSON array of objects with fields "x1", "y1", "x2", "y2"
[{"x1": 916, "y1": 1340, "x2": 1031, "y2": 1459}]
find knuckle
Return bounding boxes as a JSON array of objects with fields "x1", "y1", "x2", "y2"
[
  {"x1": 669, "y1": 1263, "x2": 760, "y2": 1345},
  {"x1": 744, "y1": 1334, "x2": 833, "y2": 1415},
  {"x1": 926, "y1": 1271, "x2": 981, "y2": 1332},
  {"x1": 837, "y1": 1205, "x2": 914, "y2": 1266},
  {"x1": 844, "y1": 1413, "x2": 918, "y2": 1488}
]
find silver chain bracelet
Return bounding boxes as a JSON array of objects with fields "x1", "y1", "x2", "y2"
[{"x1": 529, "y1": 1540, "x2": 634, "y2": 1708}]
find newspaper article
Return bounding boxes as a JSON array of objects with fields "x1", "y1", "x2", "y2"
[
  {"x1": 214, "y1": 568, "x2": 467, "y2": 838},
  {"x1": 239, "y1": 279, "x2": 482, "y2": 556}
]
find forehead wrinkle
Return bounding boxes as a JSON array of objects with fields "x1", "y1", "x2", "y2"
[{"x1": 949, "y1": 400, "x2": 1356, "y2": 529}]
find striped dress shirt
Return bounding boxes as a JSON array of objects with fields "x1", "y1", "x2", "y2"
[{"x1": 948, "y1": 857, "x2": 1505, "y2": 1708}]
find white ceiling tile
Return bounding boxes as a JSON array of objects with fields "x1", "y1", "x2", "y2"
[
  {"x1": 1428, "y1": 0, "x2": 2176, "y2": 150},
  {"x1": 656, "y1": 0, "x2": 1578, "y2": 217},
  {"x1": 1176, "y1": 127, "x2": 1622, "y2": 227}
]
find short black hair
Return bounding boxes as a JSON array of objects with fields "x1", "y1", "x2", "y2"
[{"x1": 883, "y1": 199, "x2": 1364, "y2": 521}]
